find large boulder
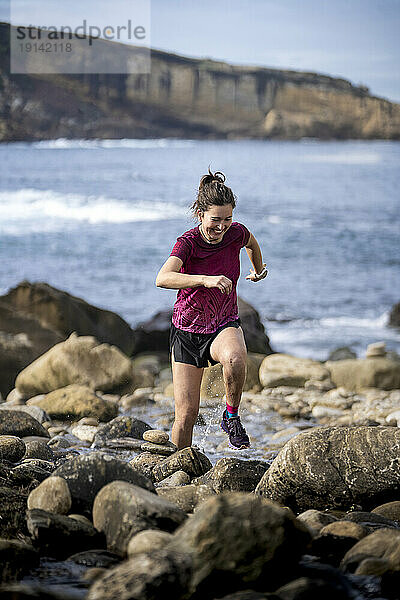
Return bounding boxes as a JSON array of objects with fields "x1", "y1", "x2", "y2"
[
  {"x1": 256, "y1": 426, "x2": 400, "y2": 512},
  {"x1": 131, "y1": 297, "x2": 273, "y2": 356},
  {"x1": 0, "y1": 409, "x2": 49, "y2": 438},
  {"x1": 53, "y1": 452, "x2": 155, "y2": 514},
  {"x1": 28, "y1": 384, "x2": 118, "y2": 422},
  {"x1": 259, "y1": 353, "x2": 331, "y2": 388},
  {"x1": 325, "y1": 358, "x2": 400, "y2": 391},
  {"x1": 0, "y1": 300, "x2": 63, "y2": 398},
  {"x1": 15, "y1": 333, "x2": 135, "y2": 397},
  {"x1": 93, "y1": 481, "x2": 187, "y2": 556},
  {"x1": 168, "y1": 492, "x2": 311, "y2": 596},
  {"x1": 1, "y1": 281, "x2": 135, "y2": 355}
]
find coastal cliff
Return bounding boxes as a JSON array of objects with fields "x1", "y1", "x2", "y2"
[{"x1": 1, "y1": 22, "x2": 400, "y2": 141}]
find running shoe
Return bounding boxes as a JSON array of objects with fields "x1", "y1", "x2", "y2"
[{"x1": 221, "y1": 410, "x2": 250, "y2": 449}]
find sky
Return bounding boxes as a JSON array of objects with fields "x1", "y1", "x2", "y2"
[{"x1": 1, "y1": 0, "x2": 399, "y2": 102}]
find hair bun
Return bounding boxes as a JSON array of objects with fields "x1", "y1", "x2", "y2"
[{"x1": 199, "y1": 167, "x2": 226, "y2": 190}]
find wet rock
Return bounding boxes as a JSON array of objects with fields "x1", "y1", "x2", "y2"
[
  {"x1": 372, "y1": 501, "x2": 400, "y2": 522},
  {"x1": 54, "y1": 452, "x2": 155, "y2": 514},
  {"x1": 0, "y1": 409, "x2": 49, "y2": 438},
  {"x1": 127, "y1": 529, "x2": 173, "y2": 557},
  {"x1": 21, "y1": 458, "x2": 55, "y2": 473},
  {"x1": 93, "y1": 481, "x2": 187, "y2": 556},
  {"x1": 15, "y1": 333, "x2": 136, "y2": 397},
  {"x1": 71, "y1": 424, "x2": 98, "y2": 443},
  {"x1": 168, "y1": 492, "x2": 311, "y2": 596},
  {"x1": 341, "y1": 529, "x2": 400, "y2": 573},
  {"x1": 152, "y1": 447, "x2": 212, "y2": 483},
  {"x1": 0, "y1": 486, "x2": 28, "y2": 538},
  {"x1": 87, "y1": 548, "x2": 192, "y2": 600},
  {"x1": 259, "y1": 353, "x2": 331, "y2": 388},
  {"x1": 29, "y1": 384, "x2": 118, "y2": 422},
  {"x1": 67, "y1": 549, "x2": 121, "y2": 568},
  {"x1": 0, "y1": 404, "x2": 49, "y2": 424},
  {"x1": 255, "y1": 426, "x2": 400, "y2": 512},
  {"x1": 140, "y1": 440, "x2": 176, "y2": 456},
  {"x1": 143, "y1": 429, "x2": 169, "y2": 444},
  {"x1": 93, "y1": 415, "x2": 151, "y2": 447},
  {"x1": 296, "y1": 510, "x2": 338, "y2": 535},
  {"x1": 193, "y1": 457, "x2": 268, "y2": 493},
  {"x1": 156, "y1": 470, "x2": 191, "y2": 488},
  {"x1": 27, "y1": 476, "x2": 72, "y2": 514},
  {"x1": 26, "y1": 508, "x2": 106, "y2": 558},
  {"x1": 354, "y1": 556, "x2": 391, "y2": 576},
  {"x1": 129, "y1": 452, "x2": 164, "y2": 481},
  {"x1": 23, "y1": 439, "x2": 55, "y2": 461},
  {"x1": 0, "y1": 435, "x2": 26, "y2": 462},
  {"x1": 325, "y1": 357, "x2": 400, "y2": 391},
  {"x1": 157, "y1": 484, "x2": 215, "y2": 513},
  {"x1": 342, "y1": 510, "x2": 399, "y2": 530},
  {"x1": 0, "y1": 539, "x2": 39, "y2": 582},
  {"x1": 68, "y1": 514, "x2": 93, "y2": 526},
  {"x1": 275, "y1": 575, "x2": 355, "y2": 600}
]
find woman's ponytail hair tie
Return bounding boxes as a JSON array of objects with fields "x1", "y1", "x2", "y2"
[{"x1": 192, "y1": 166, "x2": 236, "y2": 219}]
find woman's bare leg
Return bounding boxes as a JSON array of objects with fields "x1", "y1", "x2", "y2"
[
  {"x1": 209, "y1": 326, "x2": 247, "y2": 408},
  {"x1": 171, "y1": 352, "x2": 204, "y2": 449}
]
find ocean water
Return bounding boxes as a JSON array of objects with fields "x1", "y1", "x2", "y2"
[{"x1": 1, "y1": 138, "x2": 399, "y2": 360}]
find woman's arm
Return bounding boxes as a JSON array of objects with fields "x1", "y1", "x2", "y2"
[
  {"x1": 156, "y1": 256, "x2": 233, "y2": 293},
  {"x1": 244, "y1": 233, "x2": 267, "y2": 281}
]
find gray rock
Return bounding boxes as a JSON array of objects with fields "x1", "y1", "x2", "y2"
[
  {"x1": 320, "y1": 521, "x2": 367, "y2": 541},
  {"x1": 27, "y1": 508, "x2": 106, "y2": 559},
  {"x1": 388, "y1": 302, "x2": 400, "y2": 328},
  {"x1": 325, "y1": 357, "x2": 400, "y2": 391},
  {"x1": 93, "y1": 415, "x2": 151, "y2": 447},
  {"x1": 11, "y1": 463, "x2": 51, "y2": 485},
  {"x1": 87, "y1": 549, "x2": 192, "y2": 600},
  {"x1": 93, "y1": 481, "x2": 187, "y2": 556},
  {"x1": 327, "y1": 347, "x2": 357, "y2": 361},
  {"x1": 143, "y1": 429, "x2": 169, "y2": 444},
  {"x1": 193, "y1": 457, "x2": 268, "y2": 493},
  {"x1": 54, "y1": 452, "x2": 155, "y2": 514},
  {"x1": 168, "y1": 492, "x2": 311, "y2": 596},
  {"x1": 152, "y1": 447, "x2": 212, "y2": 483},
  {"x1": 157, "y1": 484, "x2": 215, "y2": 513},
  {"x1": 23, "y1": 439, "x2": 55, "y2": 461},
  {"x1": 28, "y1": 476, "x2": 72, "y2": 514},
  {"x1": 372, "y1": 501, "x2": 400, "y2": 522},
  {"x1": 296, "y1": 509, "x2": 338, "y2": 535},
  {"x1": 256, "y1": 426, "x2": 400, "y2": 512},
  {"x1": 0, "y1": 539, "x2": 39, "y2": 582},
  {"x1": 127, "y1": 530, "x2": 173, "y2": 557},
  {"x1": 0, "y1": 409, "x2": 49, "y2": 438},
  {"x1": 0, "y1": 435, "x2": 26, "y2": 462}
]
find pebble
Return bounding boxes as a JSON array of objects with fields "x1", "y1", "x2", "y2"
[
  {"x1": 142, "y1": 430, "x2": 169, "y2": 444},
  {"x1": 48, "y1": 427, "x2": 68, "y2": 437},
  {"x1": 78, "y1": 417, "x2": 99, "y2": 427},
  {"x1": 71, "y1": 425, "x2": 98, "y2": 443},
  {"x1": 141, "y1": 441, "x2": 176, "y2": 456}
]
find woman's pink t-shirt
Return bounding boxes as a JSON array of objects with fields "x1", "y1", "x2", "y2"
[{"x1": 169, "y1": 222, "x2": 250, "y2": 333}]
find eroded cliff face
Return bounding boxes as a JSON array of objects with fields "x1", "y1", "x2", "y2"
[{"x1": 1, "y1": 22, "x2": 399, "y2": 141}]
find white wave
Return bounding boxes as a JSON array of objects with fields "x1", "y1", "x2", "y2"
[
  {"x1": 319, "y1": 312, "x2": 390, "y2": 329},
  {"x1": 0, "y1": 188, "x2": 187, "y2": 232},
  {"x1": 30, "y1": 138, "x2": 195, "y2": 150},
  {"x1": 301, "y1": 152, "x2": 382, "y2": 164},
  {"x1": 266, "y1": 214, "x2": 312, "y2": 228}
]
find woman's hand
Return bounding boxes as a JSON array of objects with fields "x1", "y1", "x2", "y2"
[
  {"x1": 203, "y1": 275, "x2": 233, "y2": 294},
  {"x1": 246, "y1": 263, "x2": 268, "y2": 282}
]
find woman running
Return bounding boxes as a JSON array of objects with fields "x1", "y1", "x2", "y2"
[{"x1": 156, "y1": 169, "x2": 267, "y2": 450}]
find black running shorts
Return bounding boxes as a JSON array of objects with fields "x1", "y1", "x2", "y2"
[{"x1": 169, "y1": 319, "x2": 241, "y2": 368}]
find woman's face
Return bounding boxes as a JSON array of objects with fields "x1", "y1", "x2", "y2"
[{"x1": 198, "y1": 204, "x2": 233, "y2": 243}]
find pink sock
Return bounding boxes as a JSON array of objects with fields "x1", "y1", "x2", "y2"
[{"x1": 226, "y1": 403, "x2": 239, "y2": 418}]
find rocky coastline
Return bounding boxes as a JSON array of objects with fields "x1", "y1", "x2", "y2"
[{"x1": 1, "y1": 281, "x2": 400, "y2": 599}]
